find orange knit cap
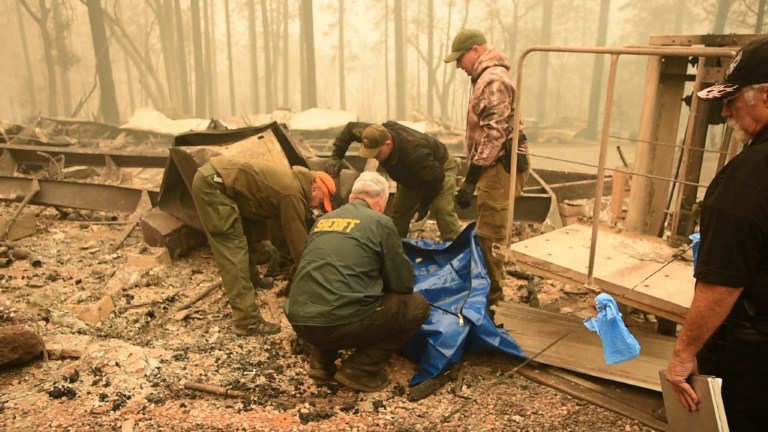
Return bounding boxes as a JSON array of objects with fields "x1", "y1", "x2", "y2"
[{"x1": 313, "y1": 171, "x2": 337, "y2": 212}]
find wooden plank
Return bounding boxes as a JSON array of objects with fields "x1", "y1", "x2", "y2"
[
  {"x1": 626, "y1": 55, "x2": 687, "y2": 235},
  {"x1": 509, "y1": 223, "x2": 693, "y2": 322},
  {"x1": 517, "y1": 364, "x2": 666, "y2": 431},
  {"x1": 493, "y1": 301, "x2": 675, "y2": 391}
]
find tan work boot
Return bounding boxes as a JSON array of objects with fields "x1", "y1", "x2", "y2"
[
  {"x1": 334, "y1": 367, "x2": 389, "y2": 392},
  {"x1": 233, "y1": 318, "x2": 281, "y2": 336}
]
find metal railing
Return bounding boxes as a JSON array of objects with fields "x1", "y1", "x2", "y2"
[{"x1": 506, "y1": 45, "x2": 736, "y2": 287}]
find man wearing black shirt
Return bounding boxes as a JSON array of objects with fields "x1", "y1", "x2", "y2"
[
  {"x1": 664, "y1": 37, "x2": 768, "y2": 431},
  {"x1": 324, "y1": 122, "x2": 462, "y2": 241}
]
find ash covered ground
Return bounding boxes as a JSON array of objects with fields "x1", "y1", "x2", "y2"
[{"x1": 0, "y1": 203, "x2": 654, "y2": 431}]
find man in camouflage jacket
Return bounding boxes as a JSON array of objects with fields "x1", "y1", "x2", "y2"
[{"x1": 445, "y1": 28, "x2": 530, "y2": 305}]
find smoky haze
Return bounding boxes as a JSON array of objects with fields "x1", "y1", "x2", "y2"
[{"x1": 0, "y1": 0, "x2": 764, "y2": 139}]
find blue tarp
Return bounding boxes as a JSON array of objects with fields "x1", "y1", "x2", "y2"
[{"x1": 402, "y1": 223, "x2": 526, "y2": 385}]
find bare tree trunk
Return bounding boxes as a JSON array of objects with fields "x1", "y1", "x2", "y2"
[
  {"x1": 427, "y1": 0, "x2": 433, "y2": 118},
  {"x1": 20, "y1": 0, "x2": 58, "y2": 117},
  {"x1": 52, "y1": 1, "x2": 72, "y2": 116},
  {"x1": 271, "y1": 0, "x2": 280, "y2": 102},
  {"x1": 756, "y1": 0, "x2": 766, "y2": 33},
  {"x1": 154, "y1": 0, "x2": 178, "y2": 108},
  {"x1": 261, "y1": 0, "x2": 274, "y2": 112},
  {"x1": 415, "y1": 0, "x2": 421, "y2": 113},
  {"x1": 224, "y1": 0, "x2": 236, "y2": 115},
  {"x1": 100, "y1": 6, "x2": 167, "y2": 108},
  {"x1": 248, "y1": 0, "x2": 260, "y2": 113},
  {"x1": 584, "y1": 0, "x2": 610, "y2": 140},
  {"x1": 282, "y1": 0, "x2": 289, "y2": 107},
  {"x1": 385, "y1": 0, "x2": 390, "y2": 119},
  {"x1": 191, "y1": 0, "x2": 207, "y2": 117},
  {"x1": 536, "y1": 0, "x2": 553, "y2": 122},
  {"x1": 16, "y1": 0, "x2": 38, "y2": 113},
  {"x1": 338, "y1": 0, "x2": 346, "y2": 110},
  {"x1": 712, "y1": 0, "x2": 733, "y2": 33},
  {"x1": 203, "y1": 0, "x2": 214, "y2": 116},
  {"x1": 299, "y1": 2, "x2": 307, "y2": 108},
  {"x1": 86, "y1": 0, "x2": 120, "y2": 123},
  {"x1": 125, "y1": 55, "x2": 136, "y2": 115},
  {"x1": 394, "y1": 0, "x2": 405, "y2": 119},
  {"x1": 207, "y1": 0, "x2": 219, "y2": 116},
  {"x1": 300, "y1": 0, "x2": 318, "y2": 109},
  {"x1": 174, "y1": 0, "x2": 191, "y2": 115},
  {"x1": 674, "y1": 0, "x2": 685, "y2": 33}
]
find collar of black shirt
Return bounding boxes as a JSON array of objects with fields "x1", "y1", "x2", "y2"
[{"x1": 749, "y1": 124, "x2": 768, "y2": 147}]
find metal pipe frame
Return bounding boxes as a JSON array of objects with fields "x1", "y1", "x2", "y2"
[{"x1": 507, "y1": 44, "x2": 736, "y2": 286}]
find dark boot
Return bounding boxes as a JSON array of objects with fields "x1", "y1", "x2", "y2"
[
  {"x1": 336, "y1": 348, "x2": 391, "y2": 392},
  {"x1": 334, "y1": 366, "x2": 389, "y2": 392},
  {"x1": 308, "y1": 348, "x2": 338, "y2": 382}
]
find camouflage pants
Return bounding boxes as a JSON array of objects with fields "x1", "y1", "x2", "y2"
[
  {"x1": 476, "y1": 163, "x2": 529, "y2": 304},
  {"x1": 292, "y1": 293, "x2": 430, "y2": 376},
  {"x1": 190, "y1": 162, "x2": 270, "y2": 327},
  {"x1": 390, "y1": 156, "x2": 462, "y2": 241}
]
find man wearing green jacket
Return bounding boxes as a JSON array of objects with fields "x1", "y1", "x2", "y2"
[
  {"x1": 191, "y1": 156, "x2": 336, "y2": 337},
  {"x1": 285, "y1": 172, "x2": 431, "y2": 392},
  {"x1": 324, "y1": 122, "x2": 462, "y2": 241}
]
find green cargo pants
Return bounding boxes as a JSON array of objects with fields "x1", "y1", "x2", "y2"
[
  {"x1": 191, "y1": 162, "x2": 269, "y2": 327},
  {"x1": 476, "y1": 163, "x2": 530, "y2": 305},
  {"x1": 291, "y1": 293, "x2": 430, "y2": 380},
  {"x1": 390, "y1": 156, "x2": 462, "y2": 241}
]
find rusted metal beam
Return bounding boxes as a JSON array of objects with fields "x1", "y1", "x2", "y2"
[
  {"x1": 0, "y1": 176, "x2": 158, "y2": 213},
  {"x1": 0, "y1": 144, "x2": 168, "y2": 168}
]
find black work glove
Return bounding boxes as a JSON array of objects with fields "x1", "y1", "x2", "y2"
[
  {"x1": 455, "y1": 164, "x2": 483, "y2": 209},
  {"x1": 323, "y1": 157, "x2": 344, "y2": 177},
  {"x1": 413, "y1": 200, "x2": 430, "y2": 222}
]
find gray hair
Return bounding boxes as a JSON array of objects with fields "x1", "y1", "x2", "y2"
[
  {"x1": 349, "y1": 172, "x2": 389, "y2": 201},
  {"x1": 744, "y1": 83, "x2": 768, "y2": 105}
]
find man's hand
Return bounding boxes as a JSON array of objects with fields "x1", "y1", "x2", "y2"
[
  {"x1": 664, "y1": 353, "x2": 700, "y2": 412},
  {"x1": 324, "y1": 157, "x2": 344, "y2": 177},
  {"x1": 413, "y1": 201, "x2": 430, "y2": 222},
  {"x1": 455, "y1": 182, "x2": 476, "y2": 209}
]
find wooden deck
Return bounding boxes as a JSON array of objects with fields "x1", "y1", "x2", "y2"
[{"x1": 509, "y1": 223, "x2": 694, "y2": 323}]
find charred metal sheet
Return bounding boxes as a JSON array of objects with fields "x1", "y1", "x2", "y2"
[
  {"x1": 455, "y1": 194, "x2": 552, "y2": 223},
  {"x1": 0, "y1": 176, "x2": 158, "y2": 213},
  {"x1": 159, "y1": 122, "x2": 309, "y2": 230},
  {"x1": 0, "y1": 144, "x2": 167, "y2": 169}
]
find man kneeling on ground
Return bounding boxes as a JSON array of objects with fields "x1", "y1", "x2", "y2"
[{"x1": 285, "y1": 172, "x2": 431, "y2": 392}]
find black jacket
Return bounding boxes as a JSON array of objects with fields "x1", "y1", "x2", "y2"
[{"x1": 332, "y1": 121, "x2": 449, "y2": 207}]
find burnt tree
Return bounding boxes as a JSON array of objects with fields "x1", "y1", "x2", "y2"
[{"x1": 85, "y1": 0, "x2": 120, "y2": 123}]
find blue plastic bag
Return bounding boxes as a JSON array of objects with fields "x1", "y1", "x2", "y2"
[
  {"x1": 689, "y1": 232, "x2": 700, "y2": 272},
  {"x1": 583, "y1": 293, "x2": 641, "y2": 365},
  {"x1": 402, "y1": 223, "x2": 525, "y2": 385}
]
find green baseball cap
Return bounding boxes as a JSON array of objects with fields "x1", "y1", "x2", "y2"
[
  {"x1": 443, "y1": 28, "x2": 486, "y2": 63},
  {"x1": 359, "y1": 124, "x2": 390, "y2": 158}
]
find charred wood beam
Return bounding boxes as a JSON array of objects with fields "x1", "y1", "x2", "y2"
[
  {"x1": 0, "y1": 176, "x2": 158, "y2": 213},
  {"x1": 1, "y1": 144, "x2": 168, "y2": 169}
]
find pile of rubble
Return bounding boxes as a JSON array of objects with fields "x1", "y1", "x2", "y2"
[{"x1": 0, "y1": 115, "x2": 658, "y2": 431}]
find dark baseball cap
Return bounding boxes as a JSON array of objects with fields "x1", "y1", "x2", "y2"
[
  {"x1": 443, "y1": 29, "x2": 486, "y2": 63},
  {"x1": 698, "y1": 37, "x2": 768, "y2": 100},
  {"x1": 359, "y1": 124, "x2": 390, "y2": 158}
]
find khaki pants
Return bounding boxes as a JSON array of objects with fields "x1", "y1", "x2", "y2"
[
  {"x1": 390, "y1": 157, "x2": 462, "y2": 241},
  {"x1": 191, "y1": 163, "x2": 268, "y2": 327},
  {"x1": 476, "y1": 164, "x2": 529, "y2": 304}
]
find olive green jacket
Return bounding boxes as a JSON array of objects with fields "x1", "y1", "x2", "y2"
[
  {"x1": 209, "y1": 156, "x2": 314, "y2": 261},
  {"x1": 284, "y1": 200, "x2": 414, "y2": 326}
]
